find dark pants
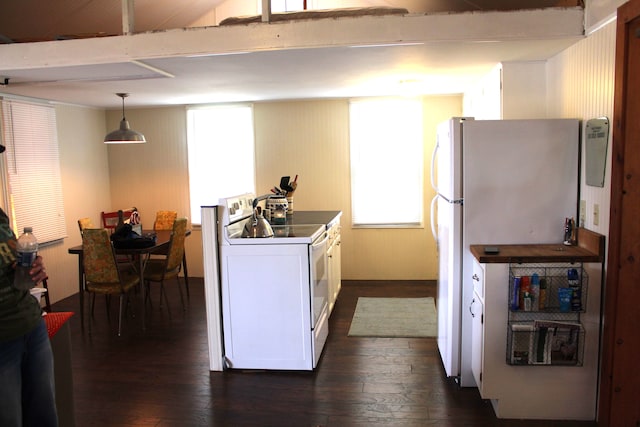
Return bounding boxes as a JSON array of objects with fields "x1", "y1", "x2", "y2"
[{"x1": 0, "y1": 318, "x2": 58, "y2": 427}]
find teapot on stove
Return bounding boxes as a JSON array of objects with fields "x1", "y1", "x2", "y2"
[{"x1": 241, "y1": 195, "x2": 274, "y2": 238}]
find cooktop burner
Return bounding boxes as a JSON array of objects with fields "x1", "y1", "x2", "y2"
[{"x1": 226, "y1": 221, "x2": 325, "y2": 245}]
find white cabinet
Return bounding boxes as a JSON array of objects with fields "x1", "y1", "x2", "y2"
[
  {"x1": 473, "y1": 260, "x2": 600, "y2": 420},
  {"x1": 327, "y1": 221, "x2": 341, "y2": 314},
  {"x1": 469, "y1": 232, "x2": 605, "y2": 420},
  {"x1": 220, "y1": 243, "x2": 314, "y2": 370}
]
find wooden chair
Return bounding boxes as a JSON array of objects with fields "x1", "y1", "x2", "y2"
[
  {"x1": 101, "y1": 208, "x2": 135, "y2": 233},
  {"x1": 143, "y1": 217, "x2": 188, "y2": 313},
  {"x1": 153, "y1": 210, "x2": 177, "y2": 231},
  {"x1": 30, "y1": 277, "x2": 52, "y2": 313},
  {"x1": 82, "y1": 228, "x2": 140, "y2": 336},
  {"x1": 41, "y1": 278, "x2": 52, "y2": 312}
]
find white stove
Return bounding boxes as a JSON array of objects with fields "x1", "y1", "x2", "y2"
[
  {"x1": 220, "y1": 193, "x2": 325, "y2": 244},
  {"x1": 204, "y1": 194, "x2": 330, "y2": 371}
]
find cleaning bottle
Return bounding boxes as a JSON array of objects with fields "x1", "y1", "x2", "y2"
[{"x1": 530, "y1": 273, "x2": 540, "y2": 311}]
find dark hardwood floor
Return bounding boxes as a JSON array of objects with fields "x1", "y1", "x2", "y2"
[{"x1": 50, "y1": 279, "x2": 598, "y2": 427}]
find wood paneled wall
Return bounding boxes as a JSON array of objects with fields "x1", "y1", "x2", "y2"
[
  {"x1": 105, "y1": 96, "x2": 462, "y2": 281},
  {"x1": 547, "y1": 21, "x2": 616, "y2": 238}
]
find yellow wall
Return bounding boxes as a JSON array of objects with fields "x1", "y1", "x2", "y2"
[{"x1": 105, "y1": 96, "x2": 462, "y2": 281}]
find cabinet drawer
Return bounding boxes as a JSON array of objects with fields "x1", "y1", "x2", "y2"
[{"x1": 472, "y1": 260, "x2": 485, "y2": 300}]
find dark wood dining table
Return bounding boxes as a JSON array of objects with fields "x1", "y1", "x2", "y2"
[{"x1": 67, "y1": 229, "x2": 190, "y2": 331}]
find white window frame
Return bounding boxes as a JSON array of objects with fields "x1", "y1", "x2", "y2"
[
  {"x1": 186, "y1": 104, "x2": 255, "y2": 225},
  {"x1": 0, "y1": 98, "x2": 67, "y2": 244},
  {"x1": 349, "y1": 97, "x2": 424, "y2": 228}
]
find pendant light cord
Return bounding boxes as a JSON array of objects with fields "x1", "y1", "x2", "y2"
[{"x1": 117, "y1": 92, "x2": 129, "y2": 121}]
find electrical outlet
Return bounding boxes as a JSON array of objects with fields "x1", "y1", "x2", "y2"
[
  {"x1": 580, "y1": 200, "x2": 586, "y2": 227},
  {"x1": 593, "y1": 203, "x2": 600, "y2": 226}
]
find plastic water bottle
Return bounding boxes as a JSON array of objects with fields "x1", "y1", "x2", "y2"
[{"x1": 13, "y1": 227, "x2": 38, "y2": 290}]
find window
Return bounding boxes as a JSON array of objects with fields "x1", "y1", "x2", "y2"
[
  {"x1": 186, "y1": 104, "x2": 255, "y2": 224},
  {"x1": 349, "y1": 98, "x2": 424, "y2": 227},
  {"x1": 0, "y1": 98, "x2": 66, "y2": 244},
  {"x1": 271, "y1": 0, "x2": 305, "y2": 12}
]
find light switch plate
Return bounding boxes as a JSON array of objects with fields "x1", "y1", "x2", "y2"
[
  {"x1": 580, "y1": 200, "x2": 586, "y2": 227},
  {"x1": 593, "y1": 203, "x2": 600, "y2": 226}
]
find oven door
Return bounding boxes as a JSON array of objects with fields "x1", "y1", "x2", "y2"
[
  {"x1": 309, "y1": 231, "x2": 329, "y2": 367},
  {"x1": 309, "y1": 232, "x2": 329, "y2": 327}
]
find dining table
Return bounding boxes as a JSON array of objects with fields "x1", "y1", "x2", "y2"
[{"x1": 67, "y1": 229, "x2": 190, "y2": 331}]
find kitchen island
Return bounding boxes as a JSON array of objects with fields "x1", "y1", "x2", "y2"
[
  {"x1": 202, "y1": 201, "x2": 342, "y2": 372},
  {"x1": 468, "y1": 228, "x2": 604, "y2": 420}
]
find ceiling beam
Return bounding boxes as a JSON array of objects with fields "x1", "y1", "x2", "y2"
[{"x1": 0, "y1": 8, "x2": 584, "y2": 71}]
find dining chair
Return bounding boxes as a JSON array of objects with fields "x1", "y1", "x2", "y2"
[
  {"x1": 77, "y1": 217, "x2": 94, "y2": 235},
  {"x1": 143, "y1": 217, "x2": 188, "y2": 313},
  {"x1": 153, "y1": 210, "x2": 177, "y2": 231},
  {"x1": 149, "y1": 210, "x2": 177, "y2": 256},
  {"x1": 29, "y1": 277, "x2": 52, "y2": 313},
  {"x1": 150, "y1": 210, "x2": 191, "y2": 298},
  {"x1": 101, "y1": 208, "x2": 135, "y2": 233},
  {"x1": 82, "y1": 228, "x2": 140, "y2": 336}
]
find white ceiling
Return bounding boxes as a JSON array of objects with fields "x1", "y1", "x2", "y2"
[{"x1": 0, "y1": 1, "x2": 585, "y2": 109}]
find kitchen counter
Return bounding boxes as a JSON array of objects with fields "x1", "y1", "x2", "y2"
[
  {"x1": 470, "y1": 227, "x2": 605, "y2": 264},
  {"x1": 285, "y1": 211, "x2": 342, "y2": 228}
]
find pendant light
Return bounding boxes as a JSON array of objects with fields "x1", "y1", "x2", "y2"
[{"x1": 103, "y1": 93, "x2": 146, "y2": 144}]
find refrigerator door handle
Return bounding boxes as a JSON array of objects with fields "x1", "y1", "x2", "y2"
[
  {"x1": 430, "y1": 139, "x2": 439, "y2": 192},
  {"x1": 430, "y1": 195, "x2": 438, "y2": 245}
]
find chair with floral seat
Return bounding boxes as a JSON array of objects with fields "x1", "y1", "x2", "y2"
[
  {"x1": 77, "y1": 217, "x2": 94, "y2": 235},
  {"x1": 144, "y1": 217, "x2": 188, "y2": 313},
  {"x1": 153, "y1": 210, "x2": 177, "y2": 231},
  {"x1": 150, "y1": 210, "x2": 191, "y2": 298},
  {"x1": 82, "y1": 228, "x2": 140, "y2": 336}
]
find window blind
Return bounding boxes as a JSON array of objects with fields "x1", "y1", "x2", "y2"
[{"x1": 1, "y1": 98, "x2": 67, "y2": 244}]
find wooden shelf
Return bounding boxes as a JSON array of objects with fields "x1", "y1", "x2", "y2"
[{"x1": 470, "y1": 228, "x2": 605, "y2": 264}]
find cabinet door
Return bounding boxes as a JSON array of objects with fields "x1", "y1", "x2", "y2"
[{"x1": 471, "y1": 290, "x2": 484, "y2": 393}]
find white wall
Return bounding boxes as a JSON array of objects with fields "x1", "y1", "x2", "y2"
[
  {"x1": 547, "y1": 21, "x2": 615, "y2": 239},
  {"x1": 501, "y1": 61, "x2": 548, "y2": 119},
  {"x1": 463, "y1": 61, "x2": 548, "y2": 119}
]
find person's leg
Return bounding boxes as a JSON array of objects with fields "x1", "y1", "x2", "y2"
[
  {"x1": 0, "y1": 334, "x2": 26, "y2": 427},
  {"x1": 22, "y1": 319, "x2": 58, "y2": 427}
]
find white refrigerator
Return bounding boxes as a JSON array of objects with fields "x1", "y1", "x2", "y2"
[{"x1": 430, "y1": 117, "x2": 580, "y2": 387}]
